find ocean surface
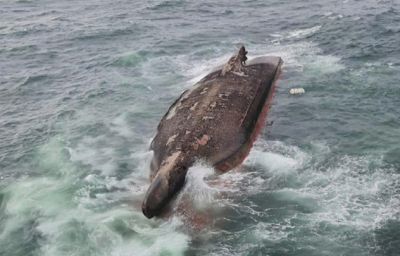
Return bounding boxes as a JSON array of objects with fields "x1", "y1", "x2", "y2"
[{"x1": 1, "y1": 0, "x2": 400, "y2": 255}]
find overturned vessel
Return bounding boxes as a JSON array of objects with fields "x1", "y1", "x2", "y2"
[{"x1": 142, "y1": 46, "x2": 283, "y2": 218}]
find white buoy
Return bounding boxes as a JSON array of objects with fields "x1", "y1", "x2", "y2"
[{"x1": 289, "y1": 88, "x2": 305, "y2": 95}]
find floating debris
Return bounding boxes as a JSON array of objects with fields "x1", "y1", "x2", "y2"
[{"x1": 289, "y1": 88, "x2": 305, "y2": 95}]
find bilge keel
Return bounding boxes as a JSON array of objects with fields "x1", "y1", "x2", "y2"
[{"x1": 142, "y1": 46, "x2": 283, "y2": 218}]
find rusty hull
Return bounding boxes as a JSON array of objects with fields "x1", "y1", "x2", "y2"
[{"x1": 142, "y1": 47, "x2": 283, "y2": 218}]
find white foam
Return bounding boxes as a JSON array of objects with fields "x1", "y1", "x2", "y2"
[
  {"x1": 1, "y1": 135, "x2": 191, "y2": 256},
  {"x1": 252, "y1": 221, "x2": 291, "y2": 242},
  {"x1": 177, "y1": 164, "x2": 218, "y2": 211},
  {"x1": 130, "y1": 149, "x2": 153, "y2": 178},
  {"x1": 301, "y1": 156, "x2": 400, "y2": 229},
  {"x1": 109, "y1": 113, "x2": 134, "y2": 138},
  {"x1": 182, "y1": 139, "x2": 400, "y2": 249},
  {"x1": 287, "y1": 25, "x2": 322, "y2": 39},
  {"x1": 68, "y1": 136, "x2": 117, "y2": 176},
  {"x1": 247, "y1": 151, "x2": 298, "y2": 174},
  {"x1": 246, "y1": 140, "x2": 307, "y2": 173},
  {"x1": 262, "y1": 41, "x2": 344, "y2": 75},
  {"x1": 110, "y1": 217, "x2": 189, "y2": 256},
  {"x1": 3, "y1": 131, "x2": 398, "y2": 256},
  {"x1": 176, "y1": 53, "x2": 232, "y2": 86},
  {"x1": 268, "y1": 25, "x2": 321, "y2": 41},
  {"x1": 305, "y1": 54, "x2": 344, "y2": 74}
]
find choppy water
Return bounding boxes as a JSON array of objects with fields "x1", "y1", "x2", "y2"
[{"x1": 1, "y1": 0, "x2": 400, "y2": 255}]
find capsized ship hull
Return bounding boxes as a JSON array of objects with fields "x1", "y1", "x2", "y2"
[{"x1": 142, "y1": 47, "x2": 283, "y2": 218}]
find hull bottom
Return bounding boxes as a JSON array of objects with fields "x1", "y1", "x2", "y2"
[{"x1": 215, "y1": 64, "x2": 282, "y2": 172}]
